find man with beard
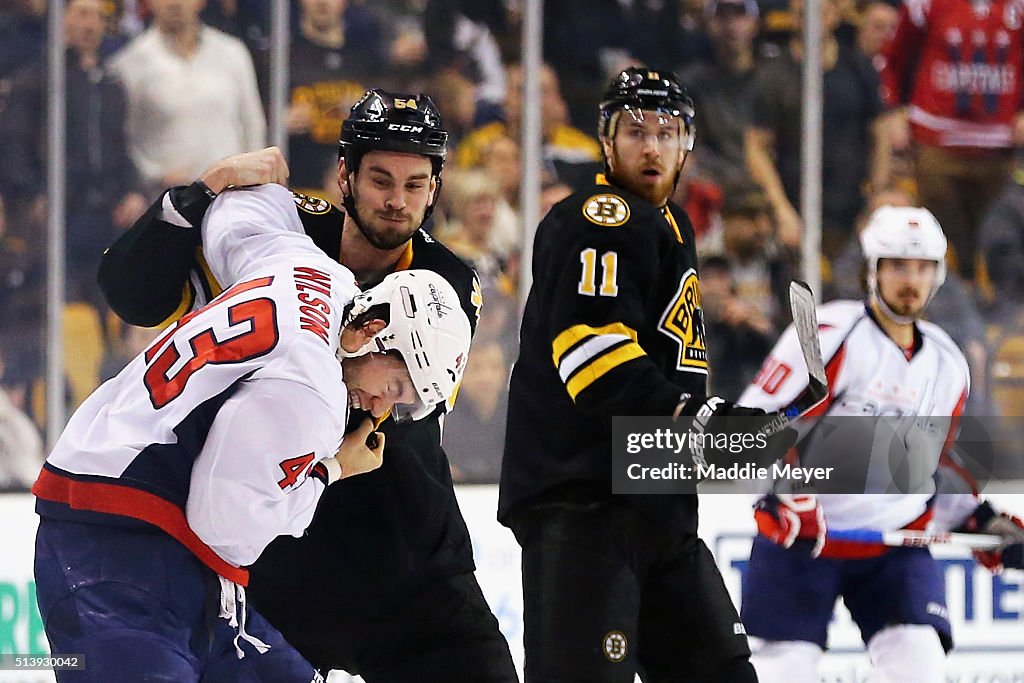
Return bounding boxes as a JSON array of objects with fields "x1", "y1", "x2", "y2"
[
  {"x1": 498, "y1": 67, "x2": 795, "y2": 682},
  {"x1": 739, "y1": 205, "x2": 1024, "y2": 683},
  {"x1": 97, "y1": 90, "x2": 518, "y2": 682}
]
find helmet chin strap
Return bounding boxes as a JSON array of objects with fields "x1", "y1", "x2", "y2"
[{"x1": 341, "y1": 180, "x2": 369, "y2": 243}]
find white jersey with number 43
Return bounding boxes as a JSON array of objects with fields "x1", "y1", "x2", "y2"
[
  {"x1": 739, "y1": 300, "x2": 970, "y2": 532},
  {"x1": 43, "y1": 185, "x2": 358, "y2": 569}
]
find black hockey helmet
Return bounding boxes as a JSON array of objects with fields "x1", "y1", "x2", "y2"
[
  {"x1": 339, "y1": 89, "x2": 448, "y2": 177},
  {"x1": 598, "y1": 67, "x2": 695, "y2": 151}
]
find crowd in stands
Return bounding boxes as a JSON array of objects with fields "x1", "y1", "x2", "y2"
[{"x1": 2, "y1": 0, "x2": 1024, "y2": 488}]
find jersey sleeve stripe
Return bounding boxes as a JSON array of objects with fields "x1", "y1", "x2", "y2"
[
  {"x1": 557, "y1": 333, "x2": 636, "y2": 382},
  {"x1": 551, "y1": 322, "x2": 638, "y2": 366},
  {"x1": 565, "y1": 342, "x2": 646, "y2": 400}
]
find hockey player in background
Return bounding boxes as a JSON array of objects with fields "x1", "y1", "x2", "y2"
[
  {"x1": 33, "y1": 182, "x2": 471, "y2": 681},
  {"x1": 96, "y1": 91, "x2": 519, "y2": 680},
  {"x1": 498, "y1": 67, "x2": 795, "y2": 682},
  {"x1": 740, "y1": 205, "x2": 1024, "y2": 683}
]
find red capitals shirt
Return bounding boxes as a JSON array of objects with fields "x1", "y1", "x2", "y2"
[{"x1": 879, "y1": 0, "x2": 1024, "y2": 148}]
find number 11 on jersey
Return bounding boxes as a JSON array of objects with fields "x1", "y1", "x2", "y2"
[{"x1": 578, "y1": 248, "x2": 619, "y2": 297}]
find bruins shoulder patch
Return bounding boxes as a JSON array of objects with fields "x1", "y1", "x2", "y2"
[
  {"x1": 582, "y1": 193, "x2": 630, "y2": 227},
  {"x1": 292, "y1": 191, "x2": 331, "y2": 215}
]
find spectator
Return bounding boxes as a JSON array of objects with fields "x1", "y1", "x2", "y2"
[
  {"x1": 979, "y1": 164, "x2": 1024, "y2": 316},
  {"x1": 746, "y1": 0, "x2": 890, "y2": 257},
  {"x1": 455, "y1": 62, "x2": 601, "y2": 185},
  {"x1": 423, "y1": 0, "x2": 507, "y2": 112},
  {"x1": 479, "y1": 132, "x2": 520, "y2": 205},
  {"x1": 272, "y1": 0, "x2": 377, "y2": 193},
  {"x1": 673, "y1": 0, "x2": 716, "y2": 71},
  {"x1": 0, "y1": 0, "x2": 44, "y2": 79},
  {"x1": 539, "y1": 180, "x2": 572, "y2": 217},
  {"x1": 109, "y1": 0, "x2": 266, "y2": 193},
  {"x1": 427, "y1": 67, "x2": 479, "y2": 148},
  {"x1": 543, "y1": 0, "x2": 685, "y2": 131},
  {"x1": 1, "y1": 0, "x2": 146, "y2": 309},
  {"x1": 199, "y1": 0, "x2": 272, "y2": 52},
  {"x1": 681, "y1": 0, "x2": 762, "y2": 188},
  {"x1": 856, "y1": 0, "x2": 899, "y2": 61},
  {"x1": 707, "y1": 182, "x2": 794, "y2": 334},
  {"x1": 700, "y1": 255, "x2": 775, "y2": 399},
  {"x1": 445, "y1": 336, "x2": 510, "y2": 484},
  {"x1": 0, "y1": 343, "x2": 43, "y2": 492},
  {"x1": 436, "y1": 169, "x2": 518, "y2": 293},
  {"x1": 0, "y1": 192, "x2": 45, "y2": 405},
  {"x1": 878, "y1": 0, "x2": 1024, "y2": 279}
]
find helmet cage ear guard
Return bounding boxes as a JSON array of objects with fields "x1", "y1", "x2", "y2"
[
  {"x1": 859, "y1": 205, "x2": 948, "y2": 323},
  {"x1": 339, "y1": 270, "x2": 471, "y2": 422}
]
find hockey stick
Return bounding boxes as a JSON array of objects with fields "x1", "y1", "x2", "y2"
[
  {"x1": 760, "y1": 281, "x2": 829, "y2": 436},
  {"x1": 828, "y1": 529, "x2": 1003, "y2": 549}
]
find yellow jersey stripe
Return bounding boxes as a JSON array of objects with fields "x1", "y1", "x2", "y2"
[
  {"x1": 155, "y1": 281, "x2": 196, "y2": 330},
  {"x1": 196, "y1": 249, "x2": 224, "y2": 300},
  {"x1": 551, "y1": 322, "x2": 639, "y2": 366},
  {"x1": 662, "y1": 207, "x2": 683, "y2": 244},
  {"x1": 395, "y1": 241, "x2": 415, "y2": 272},
  {"x1": 565, "y1": 342, "x2": 646, "y2": 400}
]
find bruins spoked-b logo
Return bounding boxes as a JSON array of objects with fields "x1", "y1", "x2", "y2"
[
  {"x1": 602, "y1": 630, "x2": 628, "y2": 662},
  {"x1": 659, "y1": 268, "x2": 709, "y2": 374},
  {"x1": 292, "y1": 192, "x2": 331, "y2": 215},
  {"x1": 583, "y1": 194, "x2": 630, "y2": 227}
]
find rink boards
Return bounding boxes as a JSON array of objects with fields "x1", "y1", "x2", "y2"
[{"x1": 1, "y1": 489, "x2": 1022, "y2": 682}]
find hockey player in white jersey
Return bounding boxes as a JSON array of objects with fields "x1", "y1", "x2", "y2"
[
  {"x1": 738, "y1": 206, "x2": 1024, "y2": 683},
  {"x1": 32, "y1": 183, "x2": 472, "y2": 682}
]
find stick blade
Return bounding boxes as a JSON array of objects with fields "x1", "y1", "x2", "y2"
[{"x1": 789, "y1": 281, "x2": 828, "y2": 402}]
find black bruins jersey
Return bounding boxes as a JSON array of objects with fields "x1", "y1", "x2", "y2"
[
  {"x1": 499, "y1": 175, "x2": 708, "y2": 530},
  {"x1": 99, "y1": 184, "x2": 483, "y2": 616}
]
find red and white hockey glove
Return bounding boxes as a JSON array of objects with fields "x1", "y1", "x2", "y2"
[
  {"x1": 755, "y1": 493, "x2": 826, "y2": 558},
  {"x1": 957, "y1": 500, "x2": 1024, "y2": 572}
]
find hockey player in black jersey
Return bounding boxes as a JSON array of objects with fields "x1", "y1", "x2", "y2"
[
  {"x1": 499, "y1": 67, "x2": 795, "y2": 682},
  {"x1": 98, "y1": 90, "x2": 517, "y2": 682}
]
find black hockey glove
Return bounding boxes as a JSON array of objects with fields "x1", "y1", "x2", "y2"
[
  {"x1": 957, "y1": 500, "x2": 1024, "y2": 572},
  {"x1": 674, "y1": 395, "x2": 797, "y2": 469}
]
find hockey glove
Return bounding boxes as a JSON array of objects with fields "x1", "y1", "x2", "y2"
[
  {"x1": 674, "y1": 395, "x2": 797, "y2": 468},
  {"x1": 755, "y1": 493, "x2": 827, "y2": 557},
  {"x1": 957, "y1": 500, "x2": 1024, "y2": 572}
]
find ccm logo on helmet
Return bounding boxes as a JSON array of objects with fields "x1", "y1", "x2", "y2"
[{"x1": 388, "y1": 124, "x2": 424, "y2": 133}]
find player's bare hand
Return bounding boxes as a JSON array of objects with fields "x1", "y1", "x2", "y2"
[
  {"x1": 335, "y1": 418, "x2": 385, "y2": 479},
  {"x1": 200, "y1": 147, "x2": 290, "y2": 193}
]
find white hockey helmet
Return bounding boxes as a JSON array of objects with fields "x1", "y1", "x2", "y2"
[
  {"x1": 860, "y1": 205, "x2": 947, "y2": 321},
  {"x1": 340, "y1": 269, "x2": 471, "y2": 422}
]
